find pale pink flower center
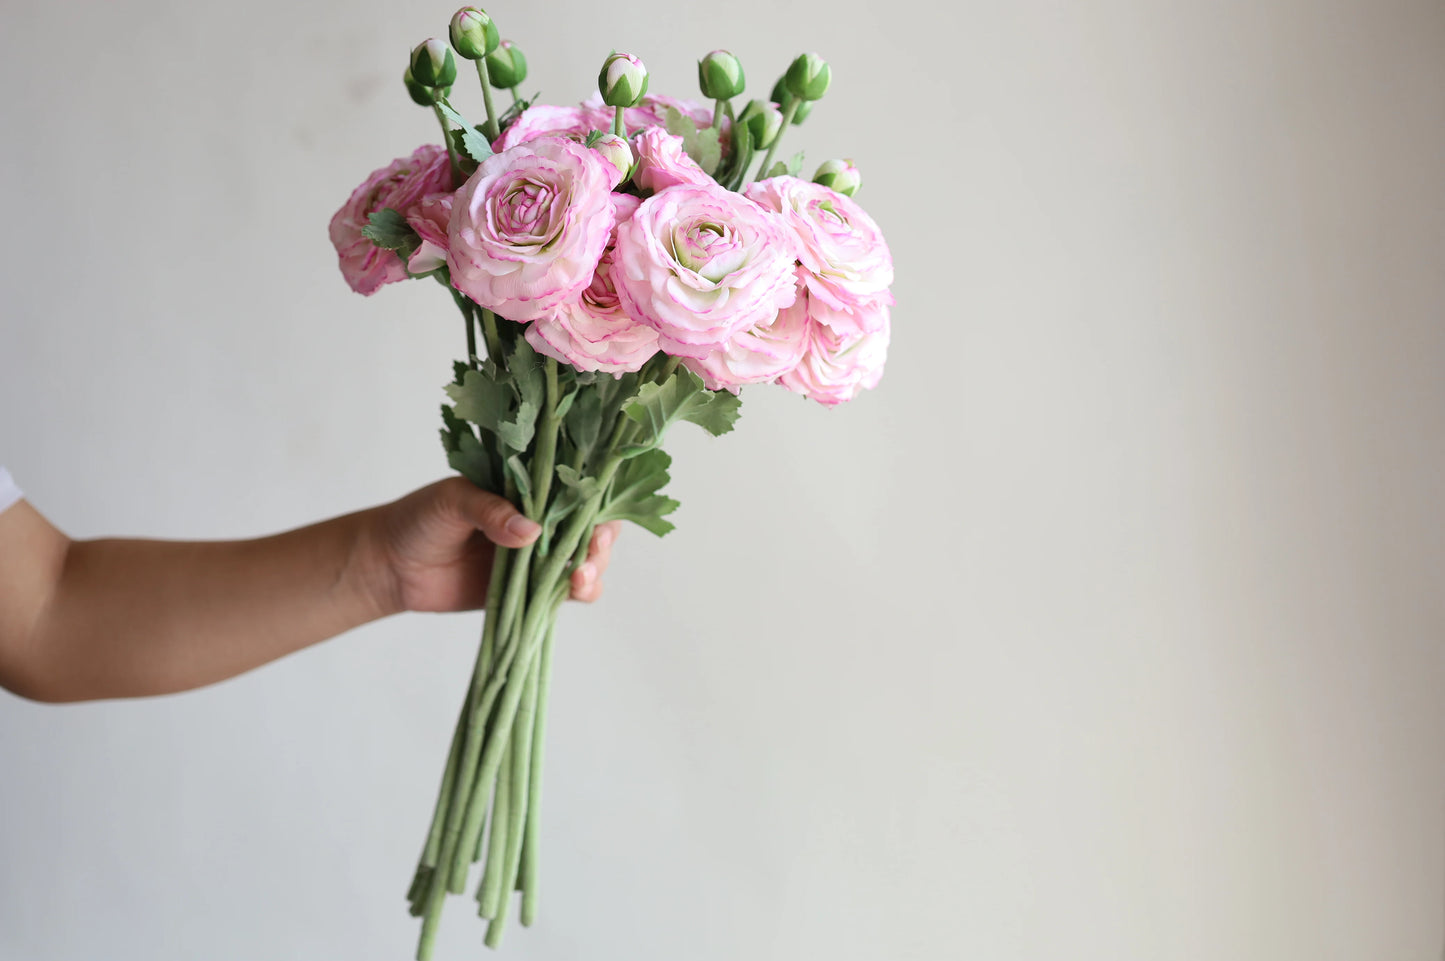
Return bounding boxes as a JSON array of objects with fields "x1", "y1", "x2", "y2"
[
  {"x1": 493, "y1": 176, "x2": 563, "y2": 243},
  {"x1": 672, "y1": 221, "x2": 745, "y2": 282}
]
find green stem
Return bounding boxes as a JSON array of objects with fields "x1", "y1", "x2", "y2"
[
  {"x1": 520, "y1": 616, "x2": 557, "y2": 926},
  {"x1": 450, "y1": 290, "x2": 478, "y2": 367},
  {"x1": 509, "y1": 86, "x2": 520, "y2": 105},
  {"x1": 477, "y1": 738, "x2": 512, "y2": 917},
  {"x1": 432, "y1": 103, "x2": 463, "y2": 189},
  {"x1": 754, "y1": 97, "x2": 800, "y2": 182},
  {"x1": 480, "y1": 309, "x2": 501, "y2": 362},
  {"x1": 474, "y1": 60, "x2": 501, "y2": 142},
  {"x1": 528, "y1": 360, "x2": 561, "y2": 522},
  {"x1": 712, "y1": 99, "x2": 726, "y2": 130},
  {"x1": 612, "y1": 105, "x2": 625, "y2": 137}
]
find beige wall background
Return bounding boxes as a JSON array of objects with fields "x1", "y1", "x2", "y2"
[{"x1": 1, "y1": 1, "x2": 1442, "y2": 959}]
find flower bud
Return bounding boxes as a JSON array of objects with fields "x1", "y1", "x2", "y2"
[
  {"x1": 486, "y1": 39, "x2": 527, "y2": 88},
  {"x1": 404, "y1": 66, "x2": 449, "y2": 107},
  {"x1": 783, "y1": 52, "x2": 831, "y2": 101},
  {"x1": 770, "y1": 79, "x2": 813, "y2": 124},
  {"x1": 449, "y1": 7, "x2": 500, "y2": 60},
  {"x1": 598, "y1": 52, "x2": 649, "y2": 108},
  {"x1": 813, "y1": 158, "x2": 861, "y2": 196},
  {"x1": 738, "y1": 99, "x2": 784, "y2": 149},
  {"x1": 697, "y1": 49, "x2": 745, "y2": 100},
  {"x1": 589, "y1": 132, "x2": 635, "y2": 180},
  {"x1": 411, "y1": 38, "x2": 457, "y2": 88}
]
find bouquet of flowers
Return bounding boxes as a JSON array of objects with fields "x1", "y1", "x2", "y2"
[{"x1": 329, "y1": 8, "x2": 893, "y2": 956}]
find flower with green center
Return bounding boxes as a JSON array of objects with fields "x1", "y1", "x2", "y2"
[
  {"x1": 411, "y1": 38, "x2": 457, "y2": 88},
  {"x1": 449, "y1": 7, "x2": 500, "y2": 60}
]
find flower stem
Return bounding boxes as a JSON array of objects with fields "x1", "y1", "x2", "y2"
[
  {"x1": 754, "y1": 97, "x2": 800, "y2": 183},
  {"x1": 474, "y1": 60, "x2": 501, "y2": 142},
  {"x1": 432, "y1": 103, "x2": 463, "y2": 189},
  {"x1": 712, "y1": 99, "x2": 726, "y2": 130},
  {"x1": 477, "y1": 738, "x2": 512, "y2": 917},
  {"x1": 509, "y1": 86, "x2": 520, "y2": 105},
  {"x1": 519, "y1": 616, "x2": 557, "y2": 926},
  {"x1": 612, "y1": 106, "x2": 625, "y2": 137}
]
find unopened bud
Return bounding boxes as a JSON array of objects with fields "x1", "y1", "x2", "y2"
[
  {"x1": 486, "y1": 39, "x2": 527, "y2": 88},
  {"x1": 589, "y1": 132, "x2": 635, "y2": 180},
  {"x1": 404, "y1": 67, "x2": 449, "y2": 107},
  {"x1": 411, "y1": 38, "x2": 457, "y2": 88},
  {"x1": 739, "y1": 99, "x2": 784, "y2": 149},
  {"x1": 770, "y1": 79, "x2": 813, "y2": 124},
  {"x1": 813, "y1": 159, "x2": 861, "y2": 196},
  {"x1": 449, "y1": 8, "x2": 500, "y2": 60},
  {"x1": 598, "y1": 52, "x2": 649, "y2": 108},
  {"x1": 697, "y1": 49, "x2": 745, "y2": 100},
  {"x1": 783, "y1": 52, "x2": 831, "y2": 102}
]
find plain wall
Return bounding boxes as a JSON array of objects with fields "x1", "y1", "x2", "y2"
[{"x1": 1, "y1": 1, "x2": 1442, "y2": 959}]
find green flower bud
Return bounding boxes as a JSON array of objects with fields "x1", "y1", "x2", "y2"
[
  {"x1": 411, "y1": 38, "x2": 457, "y2": 88},
  {"x1": 697, "y1": 49, "x2": 745, "y2": 100},
  {"x1": 589, "y1": 132, "x2": 635, "y2": 180},
  {"x1": 598, "y1": 52, "x2": 649, "y2": 108},
  {"x1": 449, "y1": 7, "x2": 500, "y2": 60},
  {"x1": 404, "y1": 66, "x2": 450, "y2": 107},
  {"x1": 770, "y1": 78, "x2": 813, "y2": 124},
  {"x1": 783, "y1": 52, "x2": 831, "y2": 101},
  {"x1": 738, "y1": 98, "x2": 784, "y2": 149},
  {"x1": 813, "y1": 158, "x2": 861, "y2": 196},
  {"x1": 486, "y1": 39, "x2": 527, "y2": 88}
]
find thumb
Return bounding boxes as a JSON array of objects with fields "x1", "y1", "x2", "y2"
[{"x1": 453, "y1": 482, "x2": 541, "y2": 548}]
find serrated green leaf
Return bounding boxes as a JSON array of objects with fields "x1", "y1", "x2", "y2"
[
  {"x1": 693, "y1": 126, "x2": 723, "y2": 175},
  {"x1": 437, "y1": 101, "x2": 494, "y2": 163},
  {"x1": 446, "y1": 366, "x2": 539, "y2": 455},
  {"x1": 622, "y1": 368, "x2": 744, "y2": 451},
  {"x1": 663, "y1": 105, "x2": 698, "y2": 141},
  {"x1": 563, "y1": 388, "x2": 603, "y2": 452},
  {"x1": 494, "y1": 399, "x2": 539, "y2": 453},
  {"x1": 362, "y1": 208, "x2": 418, "y2": 251},
  {"x1": 448, "y1": 430, "x2": 498, "y2": 493},
  {"x1": 786, "y1": 150, "x2": 805, "y2": 177},
  {"x1": 598, "y1": 448, "x2": 679, "y2": 537},
  {"x1": 554, "y1": 390, "x2": 577, "y2": 421},
  {"x1": 761, "y1": 160, "x2": 789, "y2": 179}
]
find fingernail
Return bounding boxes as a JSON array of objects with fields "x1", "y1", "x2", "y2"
[
  {"x1": 575, "y1": 563, "x2": 595, "y2": 585},
  {"x1": 507, "y1": 516, "x2": 541, "y2": 539}
]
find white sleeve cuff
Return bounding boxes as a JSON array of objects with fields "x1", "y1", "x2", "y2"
[{"x1": 0, "y1": 467, "x2": 23, "y2": 515}]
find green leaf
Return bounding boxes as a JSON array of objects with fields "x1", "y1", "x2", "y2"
[
  {"x1": 437, "y1": 101, "x2": 494, "y2": 163},
  {"x1": 361, "y1": 208, "x2": 418, "y2": 252},
  {"x1": 717, "y1": 121, "x2": 754, "y2": 192},
  {"x1": 446, "y1": 366, "x2": 539, "y2": 455},
  {"x1": 598, "y1": 448, "x2": 679, "y2": 537},
  {"x1": 761, "y1": 160, "x2": 790, "y2": 180},
  {"x1": 786, "y1": 149, "x2": 805, "y2": 177},
  {"x1": 622, "y1": 367, "x2": 743, "y2": 453},
  {"x1": 505, "y1": 454, "x2": 534, "y2": 515},
  {"x1": 448, "y1": 430, "x2": 498, "y2": 493},
  {"x1": 693, "y1": 126, "x2": 723, "y2": 175},
  {"x1": 563, "y1": 387, "x2": 603, "y2": 453},
  {"x1": 663, "y1": 105, "x2": 698, "y2": 141}
]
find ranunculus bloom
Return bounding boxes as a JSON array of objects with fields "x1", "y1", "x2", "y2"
[
  {"x1": 330, "y1": 144, "x2": 453, "y2": 295},
  {"x1": 405, "y1": 194, "x2": 453, "y2": 274},
  {"x1": 525, "y1": 195, "x2": 660, "y2": 374},
  {"x1": 682, "y1": 286, "x2": 809, "y2": 391},
  {"x1": 448, "y1": 137, "x2": 622, "y2": 322},
  {"x1": 494, "y1": 104, "x2": 598, "y2": 152},
  {"x1": 614, "y1": 184, "x2": 798, "y2": 358},
  {"x1": 744, "y1": 176, "x2": 893, "y2": 336},
  {"x1": 777, "y1": 289, "x2": 890, "y2": 406},
  {"x1": 630, "y1": 127, "x2": 714, "y2": 193}
]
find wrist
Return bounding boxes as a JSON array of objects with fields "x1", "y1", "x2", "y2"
[{"x1": 342, "y1": 506, "x2": 407, "y2": 622}]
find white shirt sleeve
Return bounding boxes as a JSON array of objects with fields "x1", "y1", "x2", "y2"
[{"x1": 0, "y1": 467, "x2": 22, "y2": 514}]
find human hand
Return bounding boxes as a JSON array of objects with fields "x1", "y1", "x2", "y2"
[{"x1": 360, "y1": 478, "x2": 620, "y2": 616}]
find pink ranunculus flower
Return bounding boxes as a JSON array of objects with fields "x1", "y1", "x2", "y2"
[
  {"x1": 494, "y1": 104, "x2": 598, "y2": 152},
  {"x1": 525, "y1": 195, "x2": 660, "y2": 374},
  {"x1": 744, "y1": 176, "x2": 893, "y2": 336},
  {"x1": 630, "y1": 127, "x2": 714, "y2": 193},
  {"x1": 777, "y1": 289, "x2": 891, "y2": 406},
  {"x1": 614, "y1": 184, "x2": 799, "y2": 358},
  {"x1": 582, "y1": 92, "x2": 719, "y2": 137},
  {"x1": 448, "y1": 137, "x2": 623, "y2": 322},
  {"x1": 330, "y1": 144, "x2": 453, "y2": 295},
  {"x1": 682, "y1": 289, "x2": 810, "y2": 391},
  {"x1": 405, "y1": 194, "x2": 453, "y2": 274}
]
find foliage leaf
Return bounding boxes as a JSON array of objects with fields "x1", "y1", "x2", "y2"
[
  {"x1": 447, "y1": 430, "x2": 497, "y2": 493},
  {"x1": 598, "y1": 448, "x2": 679, "y2": 537},
  {"x1": 786, "y1": 150, "x2": 805, "y2": 177},
  {"x1": 361, "y1": 208, "x2": 419, "y2": 261},
  {"x1": 437, "y1": 101, "x2": 494, "y2": 163},
  {"x1": 621, "y1": 368, "x2": 743, "y2": 454}
]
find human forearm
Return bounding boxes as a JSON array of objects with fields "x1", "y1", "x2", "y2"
[{"x1": 18, "y1": 510, "x2": 390, "y2": 702}]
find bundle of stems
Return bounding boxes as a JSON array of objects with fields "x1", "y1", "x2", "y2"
[{"x1": 405, "y1": 296, "x2": 737, "y2": 959}]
